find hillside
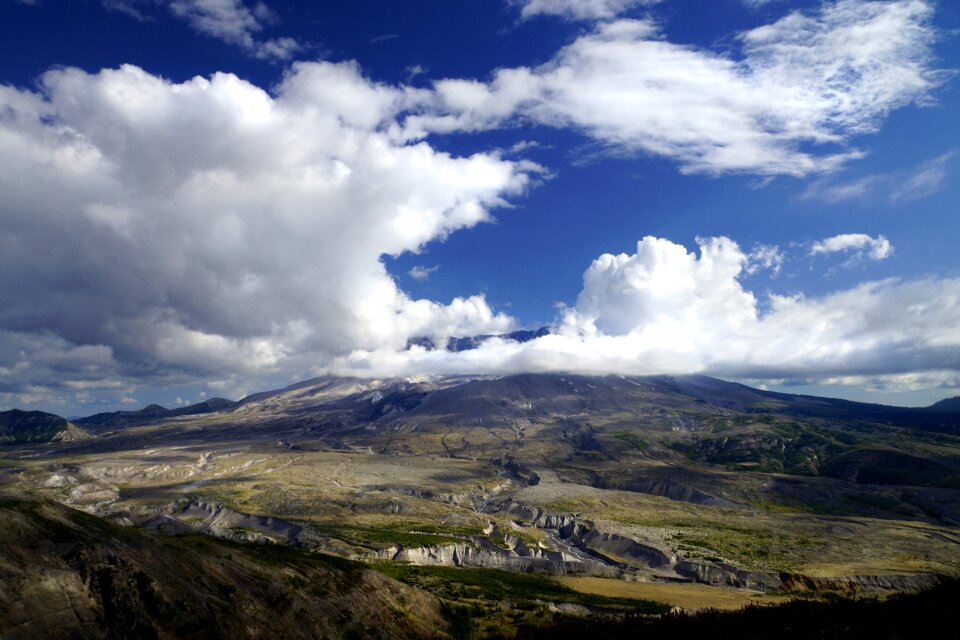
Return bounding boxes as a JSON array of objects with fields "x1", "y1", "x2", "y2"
[
  {"x1": 0, "y1": 498, "x2": 446, "y2": 639},
  {"x1": 0, "y1": 409, "x2": 90, "y2": 444}
]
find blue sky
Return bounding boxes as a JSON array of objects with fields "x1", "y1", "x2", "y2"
[{"x1": 1, "y1": 0, "x2": 958, "y2": 414}]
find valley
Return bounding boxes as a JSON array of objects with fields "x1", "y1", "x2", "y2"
[{"x1": 2, "y1": 373, "x2": 960, "y2": 636}]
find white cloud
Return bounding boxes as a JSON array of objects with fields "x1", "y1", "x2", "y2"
[
  {"x1": 105, "y1": 0, "x2": 302, "y2": 60},
  {"x1": 413, "y1": 1, "x2": 945, "y2": 176},
  {"x1": 409, "y1": 265, "x2": 439, "y2": 281},
  {"x1": 814, "y1": 370, "x2": 960, "y2": 394},
  {"x1": 0, "y1": 63, "x2": 537, "y2": 402},
  {"x1": 810, "y1": 233, "x2": 893, "y2": 262},
  {"x1": 512, "y1": 0, "x2": 661, "y2": 21},
  {"x1": 741, "y1": 0, "x2": 782, "y2": 9},
  {"x1": 746, "y1": 244, "x2": 784, "y2": 275},
  {"x1": 327, "y1": 236, "x2": 960, "y2": 386}
]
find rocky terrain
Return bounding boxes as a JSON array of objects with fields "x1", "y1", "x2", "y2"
[{"x1": 2, "y1": 373, "x2": 960, "y2": 636}]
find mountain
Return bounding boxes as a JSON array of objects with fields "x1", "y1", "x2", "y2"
[
  {"x1": 0, "y1": 409, "x2": 91, "y2": 444},
  {"x1": 75, "y1": 397, "x2": 236, "y2": 429}
]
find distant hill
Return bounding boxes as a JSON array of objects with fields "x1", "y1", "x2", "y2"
[
  {"x1": 76, "y1": 397, "x2": 236, "y2": 429},
  {"x1": 926, "y1": 396, "x2": 960, "y2": 414},
  {"x1": 0, "y1": 409, "x2": 91, "y2": 445}
]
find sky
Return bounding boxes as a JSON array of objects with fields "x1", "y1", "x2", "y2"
[{"x1": 1, "y1": 0, "x2": 958, "y2": 415}]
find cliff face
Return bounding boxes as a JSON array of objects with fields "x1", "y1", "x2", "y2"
[{"x1": 0, "y1": 499, "x2": 446, "y2": 640}]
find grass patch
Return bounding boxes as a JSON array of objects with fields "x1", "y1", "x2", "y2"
[
  {"x1": 368, "y1": 563, "x2": 669, "y2": 614},
  {"x1": 609, "y1": 431, "x2": 649, "y2": 451}
]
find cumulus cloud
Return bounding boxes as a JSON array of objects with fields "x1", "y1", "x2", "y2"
[
  {"x1": 511, "y1": 0, "x2": 661, "y2": 21},
  {"x1": 810, "y1": 233, "x2": 893, "y2": 263},
  {"x1": 412, "y1": 0, "x2": 945, "y2": 176},
  {"x1": 327, "y1": 236, "x2": 960, "y2": 387},
  {"x1": 0, "y1": 63, "x2": 537, "y2": 405}
]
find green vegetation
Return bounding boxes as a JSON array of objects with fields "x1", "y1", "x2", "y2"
[
  {"x1": 0, "y1": 409, "x2": 69, "y2": 444},
  {"x1": 318, "y1": 524, "x2": 465, "y2": 549},
  {"x1": 610, "y1": 430, "x2": 649, "y2": 451},
  {"x1": 368, "y1": 563, "x2": 670, "y2": 614}
]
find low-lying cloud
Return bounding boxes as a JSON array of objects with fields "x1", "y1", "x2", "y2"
[{"x1": 329, "y1": 236, "x2": 960, "y2": 385}]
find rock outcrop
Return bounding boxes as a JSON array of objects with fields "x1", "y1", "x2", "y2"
[{"x1": 147, "y1": 499, "x2": 304, "y2": 545}]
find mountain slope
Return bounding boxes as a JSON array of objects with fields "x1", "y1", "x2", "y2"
[
  {"x1": 0, "y1": 498, "x2": 446, "y2": 640},
  {"x1": 0, "y1": 409, "x2": 90, "y2": 444},
  {"x1": 926, "y1": 396, "x2": 960, "y2": 414}
]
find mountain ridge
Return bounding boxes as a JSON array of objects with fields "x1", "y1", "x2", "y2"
[{"x1": 66, "y1": 373, "x2": 960, "y2": 429}]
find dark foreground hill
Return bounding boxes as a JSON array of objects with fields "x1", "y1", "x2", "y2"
[{"x1": 0, "y1": 498, "x2": 446, "y2": 640}]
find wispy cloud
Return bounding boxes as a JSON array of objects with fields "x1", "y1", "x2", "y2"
[
  {"x1": 102, "y1": 0, "x2": 302, "y2": 60},
  {"x1": 892, "y1": 151, "x2": 956, "y2": 201},
  {"x1": 405, "y1": 64, "x2": 427, "y2": 82},
  {"x1": 740, "y1": 0, "x2": 783, "y2": 9},
  {"x1": 408, "y1": 265, "x2": 440, "y2": 281},
  {"x1": 511, "y1": 0, "x2": 661, "y2": 21},
  {"x1": 802, "y1": 174, "x2": 884, "y2": 203},
  {"x1": 410, "y1": 1, "x2": 946, "y2": 177},
  {"x1": 803, "y1": 151, "x2": 955, "y2": 203},
  {"x1": 746, "y1": 244, "x2": 784, "y2": 275},
  {"x1": 168, "y1": 0, "x2": 301, "y2": 60}
]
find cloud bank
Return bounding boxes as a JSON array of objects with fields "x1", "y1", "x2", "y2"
[{"x1": 330, "y1": 236, "x2": 960, "y2": 386}]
